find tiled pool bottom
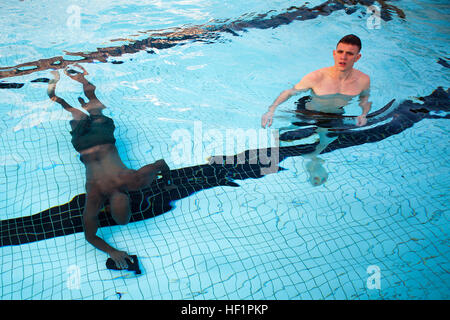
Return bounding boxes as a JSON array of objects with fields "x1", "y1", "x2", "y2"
[{"x1": 1, "y1": 119, "x2": 448, "y2": 300}]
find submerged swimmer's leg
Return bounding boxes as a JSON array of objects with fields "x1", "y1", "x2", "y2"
[
  {"x1": 47, "y1": 70, "x2": 86, "y2": 120},
  {"x1": 64, "y1": 64, "x2": 106, "y2": 115}
]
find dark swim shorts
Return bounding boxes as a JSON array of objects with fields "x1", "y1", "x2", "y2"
[
  {"x1": 70, "y1": 115, "x2": 116, "y2": 153},
  {"x1": 294, "y1": 95, "x2": 346, "y2": 128},
  {"x1": 279, "y1": 96, "x2": 347, "y2": 142}
]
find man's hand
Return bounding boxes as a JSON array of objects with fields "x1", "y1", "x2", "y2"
[
  {"x1": 153, "y1": 159, "x2": 177, "y2": 190},
  {"x1": 261, "y1": 111, "x2": 274, "y2": 128},
  {"x1": 109, "y1": 250, "x2": 133, "y2": 269},
  {"x1": 356, "y1": 114, "x2": 367, "y2": 126}
]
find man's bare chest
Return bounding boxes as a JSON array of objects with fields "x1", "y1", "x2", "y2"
[{"x1": 314, "y1": 76, "x2": 361, "y2": 96}]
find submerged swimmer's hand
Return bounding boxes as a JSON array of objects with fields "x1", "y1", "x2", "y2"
[
  {"x1": 356, "y1": 114, "x2": 367, "y2": 126},
  {"x1": 109, "y1": 250, "x2": 133, "y2": 270},
  {"x1": 261, "y1": 111, "x2": 274, "y2": 128}
]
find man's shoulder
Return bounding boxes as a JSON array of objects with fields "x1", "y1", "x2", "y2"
[
  {"x1": 354, "y1": 69, "x2": 370, "y2": 88},
  {"x1": 305, "y1": 68, "x2": 326, "y2": 81},
  {"x1": 295, "y1": 69, "x2": 322, "y2": 90},
  {"x1": 354, "y1": 69, "x2": 370, "y2": 81}
]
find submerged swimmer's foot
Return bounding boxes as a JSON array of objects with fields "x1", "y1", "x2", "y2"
[
  {"x1": 64, "y1": 65, "x2": 88, "y2": 81},
  {"x1": 78, "y1": 97, "x2": 87, "y2": 108},
  {"x1": 72, "y1": 63, "x2": 88, "y2": 75},
  {"x1": 64, "y1": 66, "x2": 79, "y2": 75}
]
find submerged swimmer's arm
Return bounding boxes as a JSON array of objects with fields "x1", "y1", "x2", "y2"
[
  {"x1": 83, "y1": 192, "x2": 130, "y2": 268},
  {"x1": 131, "y1": 159, "x2": 174, "y2": 190},
  {"x1": 261, "y1": 72, "x2": 318, "y2": 128},
  {"x1": 83, "y1": 193, "x2": 113, "y2": 252}
]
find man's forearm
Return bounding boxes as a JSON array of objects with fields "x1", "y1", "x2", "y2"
[
  {"x1": 268, "y1": 88, "x2": 297, "y2": 112},
  {"x1": 86, "y1": 234, "x2": 118, "y2": 254},
  {"x1": 84, "y1": 216, "x2": 117, "y2": 254},
  {"x1": 360, "y1": 101, "x2": 372, "y2": 116}
]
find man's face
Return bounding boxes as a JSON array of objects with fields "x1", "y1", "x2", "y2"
[{"x1": 333, "y1": 43, "x2": 361, "y2": 71}]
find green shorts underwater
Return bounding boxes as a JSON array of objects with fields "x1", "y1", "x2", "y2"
[{"x1": 70, "y1": 115, "x2": 116, "y2": 153}]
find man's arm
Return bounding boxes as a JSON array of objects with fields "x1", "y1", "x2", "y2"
[
  {"x1": 356, "y1": 76, "x2": 372, "y2": 126},
  {"x1": 261, "y1": 71, "x2": 318, "y2": 128},
  {"x1": 125, "y1": 159, "x2": 174, "y2": 192},
  {"x1": 83, "y1": 192, "x2": 131, "y2": 269}
]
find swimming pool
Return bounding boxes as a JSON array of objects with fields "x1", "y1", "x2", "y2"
[{"x1": 0, "y1": 0, "x2": 449, "y2": 300}]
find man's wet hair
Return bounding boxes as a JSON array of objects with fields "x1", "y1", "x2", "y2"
[{"x1": 337, "y1": 34, "x2": 362, "y2": 52}]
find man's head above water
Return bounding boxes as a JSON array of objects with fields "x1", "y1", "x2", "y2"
[
  {"x1": 333, "y1": 34, "x2": 362, "y2": 72},
  {"x1": 337, "y1": 34, "x2": 362, "y2": 52}
]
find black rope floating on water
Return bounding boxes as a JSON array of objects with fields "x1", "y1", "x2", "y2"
[{"x1": 1, "y1": 86, "x2": 448, "y2": 247}]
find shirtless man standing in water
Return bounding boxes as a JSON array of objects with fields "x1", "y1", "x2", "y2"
[
  {"x1": 261, "y1": 34, "x2": 372, "y2": 185},
  {"x1": 48, "y1": 65, "x2": 172, "y2": 269}
]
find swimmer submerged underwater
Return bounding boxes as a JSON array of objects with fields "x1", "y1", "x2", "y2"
[
  {"x1": 46, "y1": 65, "x2": 174, "y2": 270},
  {"x1": 1, "y1": 86, "x2": 448, "y2": 249}
]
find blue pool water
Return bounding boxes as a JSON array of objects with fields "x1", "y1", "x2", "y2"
[{"x1": 0, "y1": 0, "x2": 449, "y2": 299}]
